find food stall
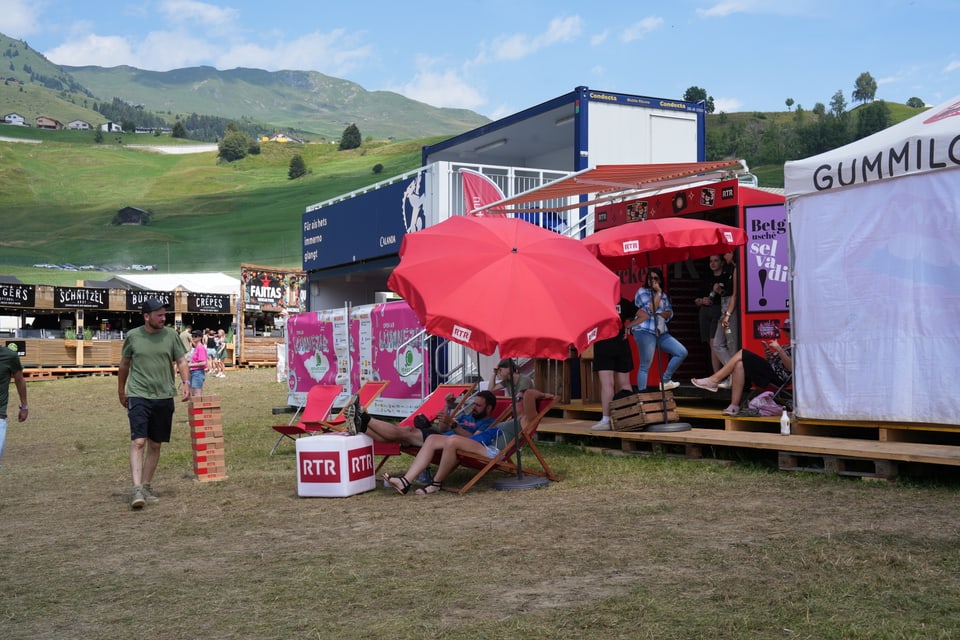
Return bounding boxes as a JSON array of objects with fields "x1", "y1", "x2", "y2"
[
  {"x1": 0, "y1": 282, "x2": 237, "y2": 374},
  {"x1": 239, "y1": 263, "x2": 306, "y2": 366}
]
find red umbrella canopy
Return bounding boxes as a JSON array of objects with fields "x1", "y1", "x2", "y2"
[
  {"x1": 582, "y1": 217, "x2": 747, "y2": 270},
  {"x1": 387, "y1": 215, "x2": 622, "y2": 359}
]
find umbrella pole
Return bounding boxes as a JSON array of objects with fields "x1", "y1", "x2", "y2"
[
  {"x1": 494, "y1": 365, "x2": 550, "y2": 491},
  {"x1": 645, "y1": 307, "x2": 692, "y2": 434}
]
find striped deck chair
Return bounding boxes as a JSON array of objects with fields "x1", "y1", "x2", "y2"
[
  {"x1": 319, "y1": 380, "x2": 391, "y2": 432},
  {"x1": 269, "y1": 384, "x2": 342, "y2": 455},
  {"x1": 448, "y1": 394, "x2": 559, "y2": 495}
]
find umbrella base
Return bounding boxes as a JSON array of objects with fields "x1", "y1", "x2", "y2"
[
  {"x1": 645, "y1": 421, "x2": 693, "y2": 432},
  {"x1": 494, "y1": 475, "x2": 551, "y2": 491}
]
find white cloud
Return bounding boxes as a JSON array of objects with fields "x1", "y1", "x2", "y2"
[
  {"x1": 216, "y1": 30, "x2": 374, "y2": 76},
  {"x1": 621, "y1": 17, "x2": 664, "y2": 43},
  {"x1": 395, "y1": 68, "x2": 487, "y2": 111},
  {"x1": 160, "y1": 0, "x2": 238, "y2": 28},
  {"x1": 944, "y1": 60, "x2": 960, "y2": 73},
  {"x1": 0, "y1": 0, "x2": 42, "y2": 38},
  {"x1": 714, "y1": 97, "x2": 744, "y2": 113},
  {"x1": 45, "y1": 34, "x2": 137, "y2": 68},
  {"x1": 484, "y1": 15, "x2": 583, "y2": 62},
  {"x1": 590, "y1": 30, "x2": 610, "y2": 46},
  {"x1": 44, "y1": 26, "x2": 374, "y2": 75},
  {"x1": 696, "y1": 0, "x2": 806, "y2": 18},
  {"x1": 696, "y1": 2, "x2": 752, "y2": 18}
]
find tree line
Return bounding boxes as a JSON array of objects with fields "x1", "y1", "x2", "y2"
[{"x1": 686, "y1": 72, "x2": 927, "y2": 170}]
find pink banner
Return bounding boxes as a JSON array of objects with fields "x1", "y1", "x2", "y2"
[{"x1": 286, "y1": 301, "x2": 428, "y2": 417}]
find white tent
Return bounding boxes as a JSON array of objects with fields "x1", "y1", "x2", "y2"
[{"x1": 784, "y1": 96, "x2": 960, "y2": 425}]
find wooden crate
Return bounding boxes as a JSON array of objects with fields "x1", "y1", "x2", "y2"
[{"x1": 610, "y1": 391, "x2": 678, "y2": 432}]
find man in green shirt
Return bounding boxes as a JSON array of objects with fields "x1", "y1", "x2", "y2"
[
  {"x1": 118, "y1": 298, "x2": 190, "y2": 510},
  {"x1": 1, "y1": 342, "x2": 29, "y2": 470}
]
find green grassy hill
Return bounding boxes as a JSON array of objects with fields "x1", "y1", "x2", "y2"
[{"x1": 1, "y1": 130, "x2": 432, "y2": 282}]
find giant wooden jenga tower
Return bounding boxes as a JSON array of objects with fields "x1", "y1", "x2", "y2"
[{"x1": 189, "y1": 396, "x2": 227, "y2": 481}]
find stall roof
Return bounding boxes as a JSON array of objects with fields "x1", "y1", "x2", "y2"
[
  {"x1": 480, "y1": 160, "x2": 745, "y2": 213},
  {"x1": 105, "y1": 273, "x2": 240, "y2": 295}
]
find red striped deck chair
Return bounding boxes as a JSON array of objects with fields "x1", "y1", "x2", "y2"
[
  {"x1": 269, "y1": 384, "x2": 342, "y2": 455},
  {"x1": 319, "y1": 380, "x2": 391, "y2": 432},
  {"x1": 449, "y1": 395, "x2": 559, "y2": 495}
]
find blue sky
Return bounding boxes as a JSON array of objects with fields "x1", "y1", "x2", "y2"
[{"x1": 1, "y1": 0, "x2": 957, "y2": 119}]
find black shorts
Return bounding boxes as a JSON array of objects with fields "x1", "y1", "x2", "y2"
[
  {"x1": 741, "y1": 350, "x2": 785, "y2": 389},
  {"x1": 592, "y1": 336, "x2": 634, "y2": 373},
  {"x1": 127, "y1": 397, "x2": 176, "y2": 442}
]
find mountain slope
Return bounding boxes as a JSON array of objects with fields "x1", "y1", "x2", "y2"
[
  {"x1": 1, "y1": 32, "x2": 489, "y2": 140},
  {"x1": 62, "y1": 64, "x2": 487, "y2": 140}
]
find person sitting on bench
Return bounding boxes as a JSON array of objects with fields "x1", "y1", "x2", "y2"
[{"x1": 691, "y1": 319, "x2": 792, "y2": 417}]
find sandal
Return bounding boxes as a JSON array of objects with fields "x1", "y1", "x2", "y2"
[
  {"x1": 415, "y1": 480, "x2": 443, "y2": 495},
  {"x1": 382, "y1": 473, "x2": 411, "y2": 495}
]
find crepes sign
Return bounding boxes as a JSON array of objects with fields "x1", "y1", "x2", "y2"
[{"x1": 188, "y1": 293, "x2": 230, "y2": 313}]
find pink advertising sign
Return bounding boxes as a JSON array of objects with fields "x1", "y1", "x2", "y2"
[
  {"x1": 285, "y1": 301, "x2": 428, "y2": 417},
  {"x1": 285, "y1": 308, "x2": 350, "y2": 407}
]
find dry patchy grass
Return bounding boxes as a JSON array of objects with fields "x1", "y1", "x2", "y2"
[{"x1": 3, "y1": 369, "x2": 960, "y2": 639}]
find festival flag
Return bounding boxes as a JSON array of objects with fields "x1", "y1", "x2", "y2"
[{"x1": 461, "y1": 169, "x2": 506, "y2": 216}]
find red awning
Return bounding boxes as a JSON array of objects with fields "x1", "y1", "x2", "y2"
[{"x1": 479, "y1": 160, "x2": 745, "y2": 214}]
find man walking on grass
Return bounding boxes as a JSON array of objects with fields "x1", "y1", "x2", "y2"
[
  {"x1": 0, "y1": 342, "x2": 29, "y2": 471},
  {"x1": 118, "y1": 298, "x2": 190, "y2": 510}
]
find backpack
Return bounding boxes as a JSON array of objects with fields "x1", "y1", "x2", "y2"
[{"x1": 748, "y1": 391, "x2": 782, "y2": 417}]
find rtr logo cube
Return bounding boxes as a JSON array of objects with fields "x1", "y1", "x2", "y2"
[{"x1": 296, "y1": 434, "x2": 377, "y2": 497}]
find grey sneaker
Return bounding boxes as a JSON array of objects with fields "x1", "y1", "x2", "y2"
[
  {"x1": 130, "y1": 486, "x2": 146, "y2": 510},
  {"x1": 142, "y1": 483, "x2": 160, "y2": 503}
]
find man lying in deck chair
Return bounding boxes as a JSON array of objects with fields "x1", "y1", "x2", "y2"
[
  {"x1": 383, "y1": 388, "x2": 554, "y2": 495},
  {"x1": 352, "y1": 389, "x2": 495, "y2": 448}
]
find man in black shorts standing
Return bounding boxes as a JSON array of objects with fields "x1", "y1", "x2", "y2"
[{"x1": 591, "y1": 297, "x2": 637, "y2": 431}]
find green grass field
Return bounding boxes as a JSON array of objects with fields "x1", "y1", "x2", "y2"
[
  {"x1": 1, "y1": 130, "x2": 430, "y2": 279},
  {"x1": 3, "y1": 369, "x2": 960, "y2": 639}
]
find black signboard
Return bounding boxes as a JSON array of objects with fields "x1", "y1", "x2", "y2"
[
  {"x1": 0, "y1": 283, "x2": 35, "y2": 308},
  {"x1": 188, "y1": 293, "x2": 230, "y2": 313},
  {"x1": 53, "y1": 286, "x2": 109, "y2": 310},
  {"x1": 5, "y1": 341, "x2": 26, "y2": 357},
  {"x1": 125, "y1": 290, "x2": 175, "y2": 312}
]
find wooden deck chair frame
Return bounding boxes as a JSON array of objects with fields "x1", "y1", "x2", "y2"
[
  {"x1": 319, "y1": 380, "x2": 391, "y2": 432},
  {"x1": 372, "y1": 383, "x2": 476, "y2": 472},
  {"x1": 447, "y1": 395, "x2": 560, "y2": 495},
  {"x1": 269, "y1": 384, "x2": 342, "y2": 455}
]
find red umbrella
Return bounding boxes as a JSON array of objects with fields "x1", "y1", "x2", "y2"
[
  {"x1": 387, "y1": 215, "x2": 622, "y2": 359},
  {"x1": 582, "y1": 217, "x2": 747, "y2": 270}
]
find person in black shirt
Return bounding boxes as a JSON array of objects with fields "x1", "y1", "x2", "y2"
[{"x1": 590, "y1": 297, "x2": 637, "y2": 431}]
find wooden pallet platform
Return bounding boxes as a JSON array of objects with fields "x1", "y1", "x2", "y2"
[
  {"x1": 24, "y1": 366, "x2": 118, "y2": 379},
  {"x1": 536, "y1": 416, "x2": 960, "y2": 470}
]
